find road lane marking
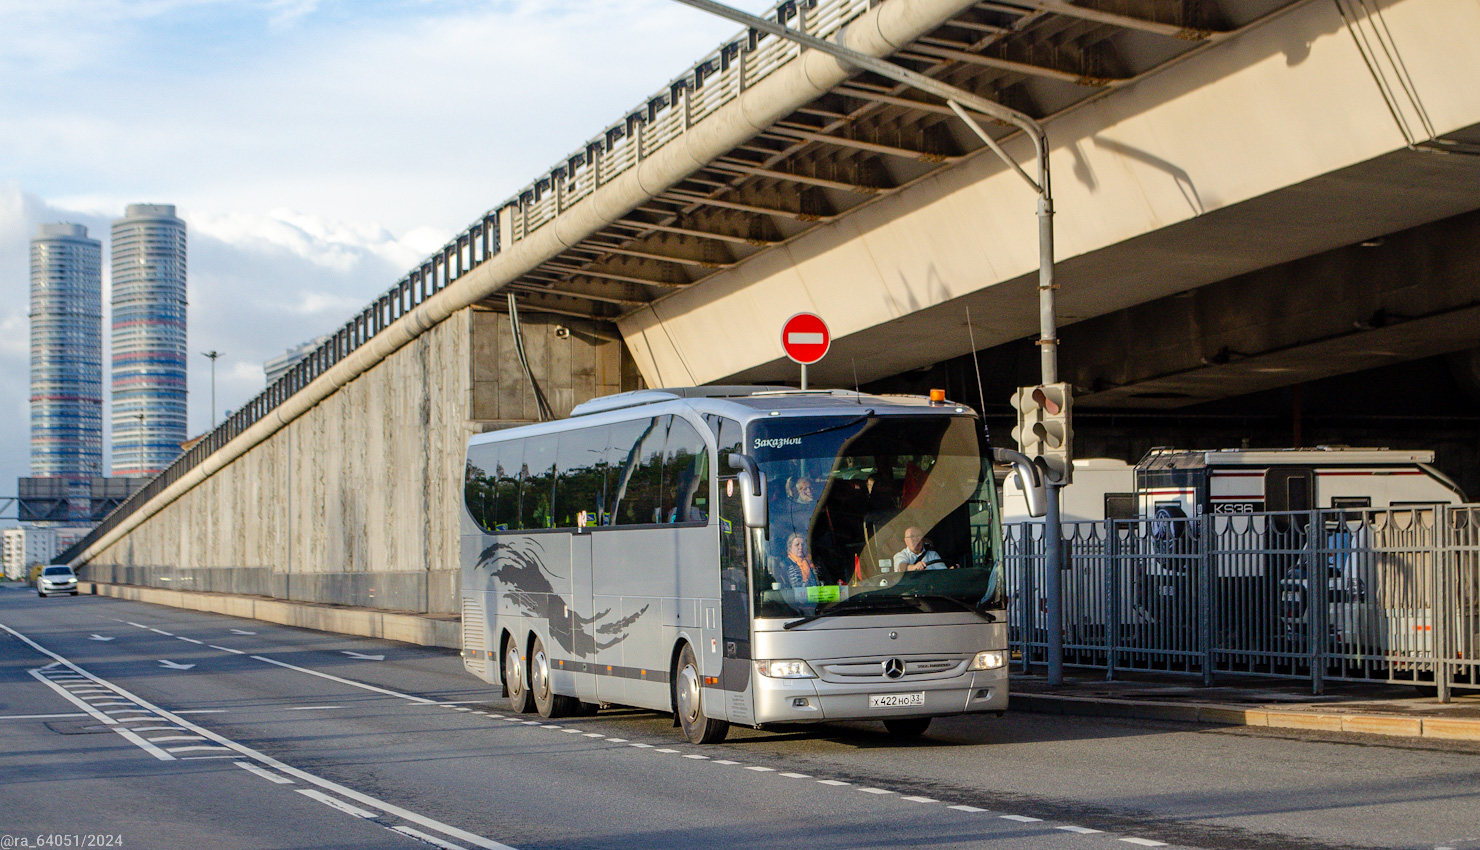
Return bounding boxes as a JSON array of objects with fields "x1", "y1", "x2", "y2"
[
  {"x1": 780, "y1": 772, "x2": 810, "y2": 779},
  {"x1": 745, "y1": 766, "x2": 775, "y2": 772},
  {"x1": 712, "y1": 759, "x2": 739, "y2": 765},
  {"x1": 1001, "y1": 815, "x2": 1042, "y2": 823},
  {"x1": 393, "y1": 825, "x2": 471, "y2": 850},
  {"x1": 583, "y1": 733, "x2": 604, "y2": 738},
  {"x1": 249, "y1": 655, "x2": 438, "y2": 705},
  {"x1": 177, "y1": 637, "x2": 204, "y2": 645},
  {"x1": 297, "y1": 788, "x2": 378, "y2": 819},
  {"x1": 2, "y1": 622, "x2": 518, "y2": 850},
  {"x1": 230, "y1": 629, "x2": 256, "y2": 635},
  {"x1": 818, "y1": 780, "x2": 851, "y2": 786},
  {"x1": 167, "y1": 745, "x2": 234, "y2": 753},
  {"x1": 149, "y1": 628, "x2": 175, "y2": 636},
  {"x1": 654, "y1": 748, "x2": 679, "y2": 753},
  {"x1": 285, "y1": 706, "x2": 345, "y2": 711},
  {"x1": 210, "y1": 645, "x2": 246, "y2": 654},
  {"x1": 128, "y1": 622, "x2": 150, "y2": 629},
  {"x1": 1119, "y1": 839, "x2": 1167, "y2": 847},
  {"x1": 605, "y1": 738, "x2": 626, "y2": 743},
  {"x1": 950, "y1": 805, "x2": 988, "y2": 813},
  {"x1": 859, "y1": 787, "x2": 893, "y2": 795},
  {"x1": 629, "y1": 743, "x2": 653, "y2": 748},
  {"x1": 236, "y1": 761, "x2": 294, "y2": 784},
  {"x1": 1057, "y1": 826, "x2": 1103, "y2": 834},
  {"x1": 148, "y1": 735, "x2": 206, "y2": 743},
  {"x1": 0, "y1": 713, "x2": 88, "y2": 721},
  {"x1": 901, "y1": 796, "x2": 938, "y2": 803},
  {"x1": 174, "y1": 710, "x2": 227, "y2": 715},
  {"x1": 683, "y1": 754, "x2": 708, "y2": 759},
  {"x1": 24, "y1": 669, "x2": 174, "y2": 760},
  {"x1": 89, "y1": 634, "x2": 115, "y2": 642}
]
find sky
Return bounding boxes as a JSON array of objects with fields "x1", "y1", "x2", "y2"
[{"x1": 0, "y1": 0, "x2": 769, "y2": 507}]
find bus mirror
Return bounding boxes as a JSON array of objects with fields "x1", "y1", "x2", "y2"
[
  {"x1": 993, "y1": 447, "x2": 1047, "y2": 518},
  {"x1": 727, "y1": 453, "x2": 769, "y2": 529}
]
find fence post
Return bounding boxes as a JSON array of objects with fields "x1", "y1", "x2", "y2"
[
  {"x1": 1020, "y1": 526, "x2": 1035, "y2": 674},
  {"x1": 1307, "y1": 509, "x2": 1326, "y2": 696},
  {"x1": 1199, "y1": 513, "x2": 1215, "y2": 687},
  {"x1": 1437, "y1": 507, "x2": 1452, "y2": 703},
  {"x1": 1106, "y1": 519, "x2": 1120, "y2": 681}
]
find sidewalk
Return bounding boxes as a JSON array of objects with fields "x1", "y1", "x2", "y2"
[{"x1": 1010, "y1": 670, "x2": 1480, "y2": 743}]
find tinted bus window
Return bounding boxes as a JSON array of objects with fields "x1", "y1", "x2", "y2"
[
  {"x1": 605, "y1": 418, "x2": 655, "y2": 526},
  {"x1": 611, "y1": 416, "x2": 668, "y2": 526},
  {"x1": 465, "y1": 443, "x2": 499, "y2": 533},
  {"x1": 555, "y1": 426, "x2": 609, "y2": 528},
  {"x1": 664, "y1": 417, "x2": 709, "y2": 524},
  {"x1": 522, "y1": 435, "x2": 558, "y2": 529},
  {"x1": 492, "y1": 441, "x2": 522, "y2": 531}
]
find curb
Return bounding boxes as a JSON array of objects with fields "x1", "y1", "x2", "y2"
[
  {"x1": 78, "y1": 582, "x2": 461, "y2": 650},
  {"x1": 1009, "y1": 692, "x2": 1480, "y2": 743}
]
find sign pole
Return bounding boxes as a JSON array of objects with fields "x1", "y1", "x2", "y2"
[{"x1": 801, "y1": 364, "x2": 807, "y2": 391}]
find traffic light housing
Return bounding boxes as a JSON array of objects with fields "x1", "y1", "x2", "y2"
[{"x1": 1010, "y1": 383, "x2": 1073, "y2": 484}]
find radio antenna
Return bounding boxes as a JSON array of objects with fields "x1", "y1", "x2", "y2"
[
  {"x1": 851, "y1": 358, "x2": 862, "y2": 403},
  {"x1": 966, "y1": 305, "x2": 989, "y2": 435}
]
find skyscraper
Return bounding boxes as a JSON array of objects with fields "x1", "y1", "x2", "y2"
[
  {"x1": 111, "y1": 204, "x2": 187, "y2": 477},
  {"x1": 29, "y1": 223, "x2": 103, "y2": 480}
]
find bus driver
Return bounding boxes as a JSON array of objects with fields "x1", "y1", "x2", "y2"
[{"x1": 894, "y1": 526, "x2": 946, "y2": 571}]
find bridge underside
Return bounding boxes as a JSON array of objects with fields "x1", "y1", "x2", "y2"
[{"x1": 614, "y1": 0, "x2": 1480, "y2": 411}]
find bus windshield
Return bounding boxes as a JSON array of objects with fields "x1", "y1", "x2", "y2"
[{"x1": 749, "y1": 414, "x2": 1001, "y2": 621}]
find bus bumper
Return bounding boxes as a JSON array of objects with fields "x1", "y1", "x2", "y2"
[{"x1": 750, "y1": 665, "x2": 1008, "y2": 725}]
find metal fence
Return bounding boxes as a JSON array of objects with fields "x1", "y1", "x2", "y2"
[{"x1": 1005, "y1": 506, "x2": 1480, "y2": 700}]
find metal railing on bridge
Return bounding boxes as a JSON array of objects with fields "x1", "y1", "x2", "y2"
[
  {"x1": 1004, "y1": 507, "x2": 1480, "y2": 700},
  {"x1": 58, "y1": 0, "x2": 879, "y2": 565}
]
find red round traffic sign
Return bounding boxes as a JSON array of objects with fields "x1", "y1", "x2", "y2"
[{"x1": 781, "y1": 312, "x2": 830, "y2": 365}]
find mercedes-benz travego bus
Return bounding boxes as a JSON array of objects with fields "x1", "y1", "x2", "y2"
[{"x1": 459, "y1": 387, "x2": 1037, "y2": 744}]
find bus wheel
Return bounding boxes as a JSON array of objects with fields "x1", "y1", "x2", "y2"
[
  {"x1": 530, "y1": 636, "x2": 578, "y2": 718},
  {"x1": 675, "y1": 643, "x2": 729, "y2": 745},
  {"x1": 505, "y1": 638, "x2": 534, "y2": 714},
  {"x1": 883, "y1": 717, "x2": 932, "y2": 738}
]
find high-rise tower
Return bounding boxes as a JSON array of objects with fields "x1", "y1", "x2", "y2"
[
  {"x1": 110, "y1": 203, "x2": 187, "y2": 477},
  {"x1": 29, "y1": 223, "x2": 104, "y2": 480}
]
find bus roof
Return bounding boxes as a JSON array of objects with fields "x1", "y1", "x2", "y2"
[{"x1": 1140, "y1": 446, "x2": 1436, "y2": 470}]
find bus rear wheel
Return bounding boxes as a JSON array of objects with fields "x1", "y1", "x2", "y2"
[
  {"x1": 530, "y1": 636, "x2": 579, "y2": 718},
  {"x1": 675, "y1": 643, "x2": 729, "y2": 745},
  {"x1": 883, "y1": 717, "x2": 932, "y2": 737},
  {"x1": 505, "y1": 638, "x2": 534, "y2": 714}
]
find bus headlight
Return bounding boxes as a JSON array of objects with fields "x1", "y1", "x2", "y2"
[
  {"x1": 756, "y1": 659, "x2": 817, "y2": 679},
  {"x1": 969, "y1": 651, "x2": 1006, "y2": 671}
]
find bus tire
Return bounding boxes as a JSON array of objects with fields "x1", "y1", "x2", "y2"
[
  {"x1": 530, "y1": 635, "x2": 578, "y2": 718},
  {"x1": 504, "y1": 636, "x2": 534, "y2": 714},
  {"x1": 883, "y1": 717, "x2": 932, "y2": 737},
  {"x1": 675, "y1": 643, "x2": 729, "y2": 745}
]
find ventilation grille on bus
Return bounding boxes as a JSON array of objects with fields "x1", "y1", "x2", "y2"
[{"x1": 462, "y1": 595, "x2": 486, "y2": 676}]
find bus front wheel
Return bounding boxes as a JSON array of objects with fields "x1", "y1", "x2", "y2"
[
  {"x1": 675, "y1": 643, "x2": 729, "y2": 745},
  {"x1": 505, "y1": 637, "x2": 534, "y2": 714}
]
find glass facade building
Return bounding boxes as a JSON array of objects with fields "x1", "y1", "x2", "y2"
[
  {"x1": 29, "y1": 223, "x2": 104, "y2": 480},
  {"x1": 111, "y1": 204, "x2": 188, "y2": 477}
]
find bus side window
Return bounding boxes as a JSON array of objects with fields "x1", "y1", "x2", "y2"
[
  {"x1": 664, "y1": 417, "x2": 709, "y2": 524},
  {"x1": 492, "y1": 442, "x2": 522, "y2": 532},
  {"x1": 522, "y1": 435, "x2": 558, "y2": 529},
  {"x1": 554, "y1": 426, "x2": 608, "y2": 528},
  {"x1": 607, "y1": 417, "x2": 659, "y2": 526},
  {"x1": 465, "y1": 444, "x2": 498, "y2": 533}
]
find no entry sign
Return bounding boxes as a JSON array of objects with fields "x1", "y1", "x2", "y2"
[{"x1": 781, "y1": 312, "x2": 830, "y2": 365}]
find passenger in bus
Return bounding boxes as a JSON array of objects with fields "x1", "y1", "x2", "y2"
[
  {"x1": 894, "y1": 526, "x2": 946, "y2": 571},
  {"x1": 776, "y1": 532, "x2": 821, "y2": 590}
]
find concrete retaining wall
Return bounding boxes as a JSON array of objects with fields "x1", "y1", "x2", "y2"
[{"x1": 84, "y1": 309, "x2": 625, "y2": 614}]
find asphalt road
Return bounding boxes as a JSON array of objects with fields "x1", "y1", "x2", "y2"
[{"x1": 1, "y1": 585, "x2": 1476, "y2": 850}]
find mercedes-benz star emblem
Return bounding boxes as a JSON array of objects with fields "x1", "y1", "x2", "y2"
[{"x1": 883, "y1": 658, "x2": 905, "y2": 679}]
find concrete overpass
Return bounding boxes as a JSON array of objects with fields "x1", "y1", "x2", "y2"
[{"x1": 65, "y1": 0, "x2": 1480, "y2": 616}]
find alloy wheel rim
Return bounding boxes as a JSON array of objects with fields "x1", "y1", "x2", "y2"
[
  {"x1": 532, "y1": 649, "x2": 550, "y2": 701},
  {"x1": 677, "y1": 663, "x2": 701, "y2": 724}
]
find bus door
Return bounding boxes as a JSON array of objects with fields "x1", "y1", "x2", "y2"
[{"x1": 710, "y1": 415, "x2": 755, "y2": 725}]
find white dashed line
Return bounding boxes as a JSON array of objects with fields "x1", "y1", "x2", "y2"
[
  {"x1": 949, "y1": 805, "x2": 988, "y2": 813},
  {"x1": 745, "y1": 766, "x2": 775, "y2": 772},
  {"x1": 1119, "y1": 839, "x2": 1167, "y2": 847},
  {"x1": 147, "y1": 736, "x2": 205, "y2": 743},
  {"x1": 629, "y1": 743, "x2": 654, "y2": 748},
  {"x1": 541, "y1": 725, "x2": 561, "y2": 730},
  {"x1": 210, "y1": 645, "x2": 246, "y2": 655},
  {"x1": 522, "y1": 721, "x2": 542, "y2": 726},
  {"x1": 583, "y1": 733, "x2": 604, "y2": 738},
  {"x1": 392, "y1": 825, "x2": 471, "y2": 850},
  {"x1": 654, "y1": 748, "x2": 679, "y2": 753},
  {"x1": 780, "y1": 772, "x2": 810, "y2": 779},
  {"x1": 129, "y1": 622, "x2": 150, "y2": 629},
  {"x1": 1001, "y1": 815, "x2": 1042, "y2": 823},
  {"x1": 296, "y1": 788, "x2": 378, "y2": 819},
  {"x1": 683, "y1": 754, "x2": 709, "y2": 760},
  {"x1": 149, "y1": 628, "x2": 174, "y2": 636},
  {"x1": 562, "y1": 728, "x2": 583, "y2": 734},
  {"x1": 1057, "y1": 826, "x2": 1103, "y2": 834},
  {"x1": 235, "y1": 761, "x2": 293, "y2": 784},
  {"x1": 177, "y1": 637, "x2": 203, "y2": 645},
  {"x1": 712, "y1": 759, "x2": 739, "y2": 765},
  {"x1": 817, "y1": 780, "x2": 851, "y2": 786},
  {"x1": 901, "y1": 796, "x2": 938, "y2": 804},
  {"x1": 605, "y1": 737, "x2": 626, "y2": 743},
  {"x1": 285, "y1": 706, "x2": 344, "y2": 711},
  {"x1": 859, "y1": 787, "x2": 893, "y2": 795}
]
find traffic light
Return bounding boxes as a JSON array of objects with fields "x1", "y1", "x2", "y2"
[{"x1": 1010, "y1": 383, "x2": 1073, "y2": 484}]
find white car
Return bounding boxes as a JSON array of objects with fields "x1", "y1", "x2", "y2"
[{"x1": 37, "y1": 566, "x2": 79, "y2": 597}]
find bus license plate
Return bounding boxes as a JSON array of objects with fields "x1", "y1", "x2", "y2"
[{"x1": 869, "y1": 692, "x2": 925, "y2": 709}]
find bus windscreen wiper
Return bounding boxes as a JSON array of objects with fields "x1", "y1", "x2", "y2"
[
  {"x1": 782, "y1": 595, "x2": 914, "y2": 629},
  {"x1": 788, "y1": 409, "x2": 875, "y2": 441},
  {"x1": 898, "y1": 593, "x2": 998, "y2": 623}
]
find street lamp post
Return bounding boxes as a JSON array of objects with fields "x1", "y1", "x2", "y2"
[
  {"x1": 202, "y1": 351, "x2": 223, "y2": 431},
  {"x1": 670, "y1": 0, "x2": 1066, "y2": 684}
]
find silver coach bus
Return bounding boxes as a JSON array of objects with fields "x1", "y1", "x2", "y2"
[{"x1": 460, "y1": 387, "x2": 1033, "y2": 744}]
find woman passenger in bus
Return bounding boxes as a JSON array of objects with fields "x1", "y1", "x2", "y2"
[{"x1": 776, "y1": 532, "x2": 821, "y2": 592}]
